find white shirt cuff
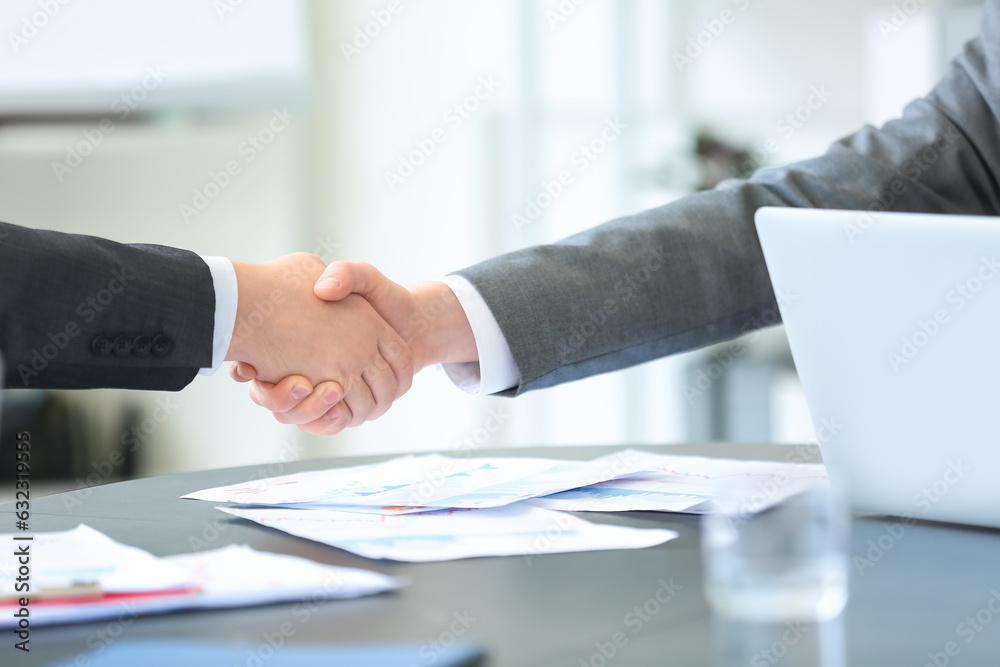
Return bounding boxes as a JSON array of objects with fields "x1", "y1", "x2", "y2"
[
  {"x1": 198, "y1": 256, "x2": 238, "y2": 376},
  {"x1": 438, "y1": 275, "x2": 519, "y2": 395}
]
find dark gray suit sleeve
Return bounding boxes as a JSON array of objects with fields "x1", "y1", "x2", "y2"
[
  {"x1": 0, "y1": 222, "x2": 216, "y2": 391},
  {"x1": 455, "y1": 2, "x2": 1000, "y2": 397}
]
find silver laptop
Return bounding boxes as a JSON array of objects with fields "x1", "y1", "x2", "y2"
[{"x1": 755, "y1": 207, "x2": 1000, "y2": 529}]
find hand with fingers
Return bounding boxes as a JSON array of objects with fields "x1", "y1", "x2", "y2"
[
  {"x1": 231, "y1": 261, "x2": 477, "y2": 434},
  {"x1": 226, "y1": 255, "x2": 415, "y2": 435}
]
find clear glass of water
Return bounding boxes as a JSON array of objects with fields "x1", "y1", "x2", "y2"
[{"x1": 702, "y1": 485, "x2": 850, "y2": 666}]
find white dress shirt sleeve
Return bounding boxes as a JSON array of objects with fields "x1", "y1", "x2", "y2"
[
  {"x1": 198, "y1": 256, "x2": 238, "y2": 376},
  {"x1": 438, "y1": 275, "x2": 519, "y2": 395}
]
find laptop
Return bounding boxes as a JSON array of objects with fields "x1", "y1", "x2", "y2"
[{"x1": 755, "y1": 207, "x2": 1000, "y2": 529}]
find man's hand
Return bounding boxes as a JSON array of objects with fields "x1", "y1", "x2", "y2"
[
  {"x1": 232, "y1": 261, "x2": 476, "y2": 434},
  {"x1": 226, "y1": 254, "x2": 413, "y2": 433},
  {"x1": 313, "y1": 263, "x2": 478, "y2": 371}
]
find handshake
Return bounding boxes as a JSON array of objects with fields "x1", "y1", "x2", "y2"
[{"x1": 224, "y1": 254, "x2": 477, "y2": 435}]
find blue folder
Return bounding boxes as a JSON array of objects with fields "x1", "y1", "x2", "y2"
[{"x1": 43, "y1": 640, "x2": 486, "y2": 667}]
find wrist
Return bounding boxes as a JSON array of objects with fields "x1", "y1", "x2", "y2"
[
  {"x1": 408, "y1": 281, "x2": 477, "y2": 370},
  {"x1": 225, "y1": 261, "x2": 265, "y2": 363}
]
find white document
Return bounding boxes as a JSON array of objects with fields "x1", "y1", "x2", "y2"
[
  {"x1": 221, "y1": 504, "x2": 677, "y2": 562},
  {"x1": 161, "y1": 545, "x2": 404, "y2": 608},
  {"x1": 0, "y1": 526, "x2": 402, "y2": 628},
  {"x1": 0, "y1": 524, "x2": 192, "y2": 595},
  {"x1": 529, "y1": 453, "x2": 827, "y2": 514},
  {"x1": 184, "y1": 450, "x2": 650, "y2": 510}
]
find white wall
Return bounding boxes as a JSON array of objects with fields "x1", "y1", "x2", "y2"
[
  {"x1": 0, "y1": 0, "x2": 979, "y2": 476},
  {"x1": 0, "y1": 114, "x2": 312, "y2": 473}
]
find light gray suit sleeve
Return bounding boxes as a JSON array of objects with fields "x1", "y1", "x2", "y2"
[{"x1": 454, "y1": 2, "x2": 1000, "y2": 397}]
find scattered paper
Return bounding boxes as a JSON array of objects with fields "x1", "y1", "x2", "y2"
[
  {"x1": 530, "y1": 480, "x2": 709, "y2": 513},
  {"x1": 0, "y1": 526, "x2": 403, "y2": 628},
  {"x1": 163, "y1": 545, "x2": 404, "y2": 608},
  {"x1": 0, "y1": 525, "x2": 192, "y2": 597},
  {"x1": 530, "y1": 453, "x2": 827, "y2": 514},
  {"x1": 221, "y1": 504, "x2": 677, "y2": 562},
  {"x1": 184, "y1": 451, "x2": 650, "y2": 510}
]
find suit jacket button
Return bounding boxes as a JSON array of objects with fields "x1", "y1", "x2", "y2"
[
  {"x1": 91, "y1": 335, "x2": 113, "y2": 356},
  {"x1": 152, "y1": 334, "x2": 173, "y2": 357},
  {"x1": 133, "y1": 335, "x2": 152, "y2": 357},
  {"x1": 112, "y1": 335, "x2": 132, "y2": 356}
]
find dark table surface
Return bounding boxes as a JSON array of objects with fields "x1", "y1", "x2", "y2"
[{"x1": 2, "y1": 443, "x2": 999, "y2": 667}]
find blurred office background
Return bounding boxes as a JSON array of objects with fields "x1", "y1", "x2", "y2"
[{"x1": 0, "y1": 0, "x2": 985, "y2": 491}]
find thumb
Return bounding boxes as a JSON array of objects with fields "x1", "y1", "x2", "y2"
[
  {"x1": 228, "y1": 361, "x2": 258, "y2": 383},
  {"x1": 314, "y1": 261, "x2": 413, "y2": 337},
  {"x1": 313, "y1": 261, "x2": 356, "y2": 301},
  {"x1": 315, "y1": 261, "x2": 395, "y2": 306}
]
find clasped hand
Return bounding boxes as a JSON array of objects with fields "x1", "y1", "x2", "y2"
[{"x1": 226, "y1": 255, "x2": 476, "y2": 435}]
